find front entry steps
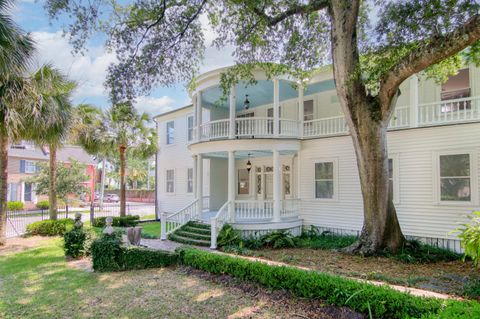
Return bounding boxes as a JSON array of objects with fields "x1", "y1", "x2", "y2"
[{"x1": 168, "y1": 221, "x2": 211, "y2": 247}]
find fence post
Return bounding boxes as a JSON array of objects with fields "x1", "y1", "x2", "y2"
[
  {"x1": 160, "y1": 212, "x2": 167, "y2": 240},
  {"x1": 210, "y1": 218, "x2": 217, "y2": 249},
  {"x1": 90, "y1": 204, "x2": 94, "y2": 225},
  {"x1": 66, "y1": 205, "x2": 69, "y2": 219}
]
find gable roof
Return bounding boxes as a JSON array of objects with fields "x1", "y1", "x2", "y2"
[{"x1": 9, "y1": 145, "x2": 97, "y2": 165}]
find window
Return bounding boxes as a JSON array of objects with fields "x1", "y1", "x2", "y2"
[
  {"x1": 25, "y1": 160, "x2": 36, "y2": 173},
  {"x1": 187, "y1": 116, "x2": 194, "y2": 142},
  {"x1": 7, "y1": 183, "x2": 18, "y2": 202},
  {"x1": 283, "y1": 165, "x2": 291, "y2": 196},
  {"x1": 439, "y1": 154, "x2": 471, "y2": 202},
  {"x1": 303, "y1": 100, "x2": 314, "y2": 121},
  {"x1": 166, "y1": 121, "x2": 175, "y2": 144},
  {"x1": 24, "y1": 183, "x2": 32, "y2": 202},
  {"x1": 186, "y1": 168, "x2": 193, "y2": 193},
  {"x1": 315, "y1": 161, "x2": 335, "y2": 199},
  {"x1": 166, "y1": 169, "x2": 175, "y2": 193},
  {"x1": 238, "y1": 169, "x2": 250, "y2": 195},
  {"x1": 441, "y1": 68, "x2": 470, "y2": 112}
]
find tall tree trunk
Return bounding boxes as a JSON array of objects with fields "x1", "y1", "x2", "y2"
[
  {"x1": 99, "y1": 158, "x2": 106, "y2": 209},
  {"x1": 49, "y1": 145, "x2": 58, "y2": 220},
  {"x1": 0, "y1": 133, "x2": 9, "y2": 245},
  {"x1": 119, "y1": 146, "x2": 127, "y2": 217},
  {"x1": 329, "y1": 1, "x2": 405, "y2": 254}
]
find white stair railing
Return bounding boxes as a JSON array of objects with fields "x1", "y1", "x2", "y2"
[
  {"x1": 210, "y1": 200, "x2": 230, "y2": 249},
  {"x1": 160, "y1": 199, "x2": 199, "y2": 240}
]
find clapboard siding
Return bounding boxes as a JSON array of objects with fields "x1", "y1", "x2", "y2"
[{"x1": 299, "y1": 122, "x2": 480, "y2": 241}]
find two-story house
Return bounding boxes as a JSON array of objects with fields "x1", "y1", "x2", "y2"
[
  {"x1": 7, "y1": 141, "x2": 97, "y2": 209},
  {"x1": 155, "y1": 65, "x2": 478, "y2": 251}
]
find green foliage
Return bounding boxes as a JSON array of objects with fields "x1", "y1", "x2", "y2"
[
  {"x1": 463, "y1": 277, "x2": 480, "y2": 299},
  {"x1": 177, "y1": 248, "x2": 455, "y2": 319},
  {"x1": 36, "y1": 200, "x2": 50, "y2": 209},
  {"x1": 296, "y1": 231, "x2": 358, "y2": 250},
  {"x1": 385, "y1": 240, "x2": 461, "y2": 264},
  {"x1": 63, "y1": 227, "x2": 87, "y2": 258},
  {"x1": 454, "y1": 211, "x2": 480, "y2": 266},
  {"x1": 25, "y1": 160, "x2": 88, "y2": 203},
  {"x1": 26, "y1": 219, "x2": 74, "y2": 236},
  {"x1": 7, "y1": 201, "x2": 23, "y2": 211},
  {"x1": 217, "y1": 224, "x2": 241, "y2": 247},
  {"x1": 92, "y1": 215, "x2": 140, "y2": 228},
  {"x1": 260, "y1": 230, "x2": 295, "y2": 249},
  {"x1": 91, "y1": 233, "x2": 177, "y2": 272}
]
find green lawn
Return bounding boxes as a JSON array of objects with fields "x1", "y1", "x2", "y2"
[
  {"x1": 0, "y1": 239, "x2": 327, "y2": 318},
  {"x1": 90, "y1": 221, "x2": 160, "y2": 239}
]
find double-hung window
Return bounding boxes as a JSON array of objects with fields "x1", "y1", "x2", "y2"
[
  {"x1": 438, "y1": 153, "x2": 473, "y2": 203},
  {"x1": 166, "y1": 169, "x2": 175, "y2": 193},
  {"x1": 25, "y1": 161, "x2": 37, "y2": 173},
  {"x1": 186, "y1": 168, "x2": 193, "y2": 193},
  {"x1": 166, "y1": 121, "x2": 175, "y2": 145},
  {"x1": 187, "y1": 116, "x2": 194, "y2": 142},
  {"x1": 315, "y1": 160, "x2": 336, "y2": 199}
]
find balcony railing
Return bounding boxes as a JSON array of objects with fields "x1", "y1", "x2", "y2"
[{"x1": 191, "y1": 96, "x2": 480, "y2": 142}]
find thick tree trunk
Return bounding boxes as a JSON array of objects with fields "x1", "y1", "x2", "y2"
[
  {"x1": 0, "y1": 133, "x2": 9, "y2": 245},
  {"x1": 49, "y1": 145, "x2": 58, "y2": 220},
  {"x1": 119, "y1": 146, "x2": 127, "y2": 217},
  {"x1": 329, "y1": 1, "x2": 405, "y2": 254}
]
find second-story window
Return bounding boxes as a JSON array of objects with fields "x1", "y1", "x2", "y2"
[
  {"x1": 303, "y1": 100, "x2": 314, "y2": 121},
  {"x1": 441, "y1": 68, "x2": 470, "y2": 112},
  {"x1": 166, "y1": 121, "x2": 175, "y2": 144},
  {"x1": 187, "y1": 116, "x2": 194, "y2": 142},
  {"x1": 20, "y1": 160, "x2": 37, "y2": 174}
]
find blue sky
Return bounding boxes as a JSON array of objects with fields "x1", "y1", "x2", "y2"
[{"x1": 13, "y1": 0, "x2": 234, "y2": 116}]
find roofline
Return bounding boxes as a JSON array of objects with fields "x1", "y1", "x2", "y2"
[{"x1": 153, "y1": 104, "x2": 193, "y2": 120}]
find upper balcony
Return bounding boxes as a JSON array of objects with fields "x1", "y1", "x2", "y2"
[{"x1": 188, "y1": 67, "x2": 480, "y2": 143}]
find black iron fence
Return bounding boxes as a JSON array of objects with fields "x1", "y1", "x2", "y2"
[{"x1": 6, "y1": 202, "x2": 156, "y2": 238}]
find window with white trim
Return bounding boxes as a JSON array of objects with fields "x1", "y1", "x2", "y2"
[
  {"x1": 187, "y1": 116, "x2": 194, "y2": 142},
  {"x1": 166, "y1": 169, "x2": 175, "y2": 193},
  {"x1": 237, "y1": 169, "x2": 249, "y2": 195},
  {"x1": 439, "y1": 153, "x2": 471, "y2": 202},
  {"x1": 303, "y1": 100, "x2": 314, "y2": 121},
  {"x1": 166, "y1": 121, "x2": 175, "y2": 145},
  {"x1": 315, "y1": 161, "x2": 335, "y2": 199},
  {"x1": 25, "y1": 160, "x2": 37, "y2": 173},
  {"x1": 186, "y1": 168, "x2": 193, "y2": 193}
]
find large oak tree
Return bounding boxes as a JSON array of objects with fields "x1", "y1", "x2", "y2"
[{"x1": 45, "y1": 0, "x2": 480, "y2": 253}]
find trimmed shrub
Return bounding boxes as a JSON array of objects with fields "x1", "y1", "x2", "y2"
[
  {"x1": 36, "y1": 201, "x2": 50, "y2": 210},
  {"x1": 7, "y1": 201, "x2": 24, "y2": 211},
  {"x1": 260, "y1": 230, "x2": 295, "y2": 248},
  {"x1": 92, "y1": 215, "x2": 140, "y2": 228},
  {"x1": 455, "y1": 211, "x2": 480, "y2": 266},
  {"x1": 63, "y1": 228, "x2": 88, "y2": 258},
  {"x1": 177, "y1": 247, "x2": 446, "y2": 319},
  {"x1": 26, "y1": 219, "x2": 74, "y2": 236},
  {"x1": 217, "y1": 224, "x2": 241, "y2": 247},
  {"x1": 91, "y1": 234, "x2": 123, "y2": 271},
  {"x1": 120, "y1": 247, "x2": 178, "y2": 270}
]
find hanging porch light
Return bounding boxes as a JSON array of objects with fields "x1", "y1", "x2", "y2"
[
  {"x1": 246, "y1": 153, "x2": 252, "y2": 172},
  {"x1": 244, "y1": 94, "x2": 250, "y2": 110}
]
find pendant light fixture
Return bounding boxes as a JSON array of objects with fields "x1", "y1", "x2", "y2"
[
  {"x1": 244, "y1": 94, "x2": 250, "y2": 110},
  {"x1": 246, "y1": 153, "x2": 252, "y2": 172}
]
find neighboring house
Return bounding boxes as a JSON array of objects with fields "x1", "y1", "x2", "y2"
[
  {"x1": 7, "y1": 142, "x2": 97, "y2": 209},
  {"x1": 155, "y1": 64, "x2": 479, "y2": 251}
]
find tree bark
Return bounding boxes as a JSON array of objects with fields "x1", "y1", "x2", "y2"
[
  {"x1": 119, "y1": 146, "x2": 127, "y2": 217},
  {"x1": 329, "y1": 1, "x2": 405, "y2": 254},
  {"x1": 49, "y1": 145, "x2": 58, "y2": 220},
  {"x1": 0, "y1": 133, "x2": 9, "y2": 245}
]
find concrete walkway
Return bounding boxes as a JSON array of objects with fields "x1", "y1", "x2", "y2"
[{"x1": 141, "y1": 238, "x2": 462, "y2": 300}]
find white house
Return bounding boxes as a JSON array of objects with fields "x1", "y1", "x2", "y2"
[{"x1": 155, "y1": 65, "x2": 479, "y2": 251}]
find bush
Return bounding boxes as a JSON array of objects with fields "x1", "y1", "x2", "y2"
[
  {"x1": 177, "y1": 247, "x2": 480, "y2": 319},
  {"x1": 7, "y1": 201, "x2": 24, "y2": 211},
  {"x1": 296, "y1": 231, "x2": 358, "y2": 250},
  {"x1": 36, "y1": 201, "x2": 50, "y2": 210},
  {"x1": 92, "y1": 215, "x2": 140, "y2": 228},
  {"x1": 260, "y1": 230, "x2": 295, "y2": 248},
  {"x1": 217, "y1": 224, "x2": 241, "y2": 247},
  {"x1": 388, "y1": 240, "x2": 462, "y2": 264},
  {"x1": 91, "y1": 233, "x2": 178, "y2": 272},
  {"x1": 63, "y1": 228, "x2": 88, "y2": 258},
  {"x1": 26, "y1": 219, "x2": 74, "y2": 236},
  {"x1": 455, "y1": 211, "x2": 480, "y2": 266}
]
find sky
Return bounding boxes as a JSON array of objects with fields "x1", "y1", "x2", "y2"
[{"x1": 12, "y1": 0, "x2": 235, "y2": 117}]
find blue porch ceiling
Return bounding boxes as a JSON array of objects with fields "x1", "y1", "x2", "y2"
[
  {"x1": 201, "y1": 79, "x2": 336, "y2": 111},
  {"x1": 205, "y1": 150, "x2": 296, "y2": 159}
]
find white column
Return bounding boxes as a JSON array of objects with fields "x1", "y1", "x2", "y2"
[
  {"x1": 409, "y1": 75, "x2": 418, "y2": 127},
  {"x1": 196, "y1": 92, "x2": 203, "y2": 141},
  {"x1": 298, "y1": 84, "x2": 304, "y2": 138},
  {"x1": 197, "y1": 154, "x2": 203, "y2": 213},
  {"x1": 193, "y1": 155, "x2": 198, "y2": 197},
  {"x1": 228, "y1": 151, "x2": 236, "y2": 222},
  {"x1": 273, "y1": 150, "x2": 281, "y2": 222},
  {"x1": 229, "y1": 86, "x2": 236, "y2": 139},
  {"x1": 273, "y1": 78, "x2": 280, "y2": 137}
]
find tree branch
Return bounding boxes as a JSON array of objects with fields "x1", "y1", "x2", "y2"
[
  {"x1": 379, "y1": 14, "x2": 480, "y2": 114},
  {"x1": 252, "y1": 0, "x2": 330, "y2": 26}
]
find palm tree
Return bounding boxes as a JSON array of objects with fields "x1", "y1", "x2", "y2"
[
  {"x1": 0, "y1": 0, "x2": 36, "y2": 244},
  {"x1": 28, "y1": 65, "x2": 76, "y2": 220}
]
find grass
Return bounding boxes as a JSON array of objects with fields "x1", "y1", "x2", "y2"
[
  {"x1": 0, "y1": 238, "x2": 356, "y2": 318},
  {"x1": 89, "y1": 221, "x2": 160, "y2": 239}
]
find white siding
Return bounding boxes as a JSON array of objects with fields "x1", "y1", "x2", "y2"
[{"x1": 299, "y1": 123, "x2": 480, "y2": 241}]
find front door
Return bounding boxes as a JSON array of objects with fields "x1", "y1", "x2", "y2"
[{"x1": 265, "y1": 174, "x2": 274, "y2": 200}]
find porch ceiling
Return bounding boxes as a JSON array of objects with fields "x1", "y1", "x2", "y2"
[{"x1": 204, "y1": 150, "x2": 296, "y2": 159}]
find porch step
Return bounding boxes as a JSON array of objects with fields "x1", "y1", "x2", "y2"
[
  {"x1": 182, "y1": 226, "x2": 211, "y2": 235},
  {"x1": 168, "y1": 233, "x2": 211, "y2": 247},
  {"x1": 175, "y1": 230, "x2": 211, "y2": 241},
  {"x1": 187, "y1": 221, "x2": 211, "y2": 230}
]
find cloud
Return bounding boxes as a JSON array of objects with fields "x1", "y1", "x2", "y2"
[
  {"x1": 30, "y1": 31, "x2": 116, "y2": 103},
  {"x1": 135, "y1": 95, "x2": 176, "y2": 116}
]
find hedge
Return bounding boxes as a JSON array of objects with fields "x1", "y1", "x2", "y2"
[
  {"x1": 7, "y1": 201, "x2": 24, "y2": 211},
  {"x1": 92, "y1": 215, "x2": 140, "y2": 228},
  {"x1": 91, "y1": 234, "x2": 177, "y2": 272},
  {"x1": 26, "y1": 219, "x2": 74, "y2": 236},
  {"x1": 177, "y1": 248, "x2": 480, "y2": 319},
  {"x1": 36, "y1": 201, "x2": 50, "y2": 209}
]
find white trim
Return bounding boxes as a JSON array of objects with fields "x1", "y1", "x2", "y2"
[
  {"x1": 166, "y1": 120, "x2": 175, "y2": 145},
  {"x1": 186, "y1": 114, "x2": 194, "y2": 142},
  {"x1": 389, "y1": 153, "x2": 400, "y2": 205},
  {"x1": 165, "y1": 168, "x2": 176, "y2": 195},
  {"x1": 433, "y1": 149, "x2": 478, "y2": 206},
  {"x1": 186, "y1": 167, "x2": 194, "y2": 193},
  {"x1": 312, "y1": 157, "x2": 339, "y2": 201}
]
